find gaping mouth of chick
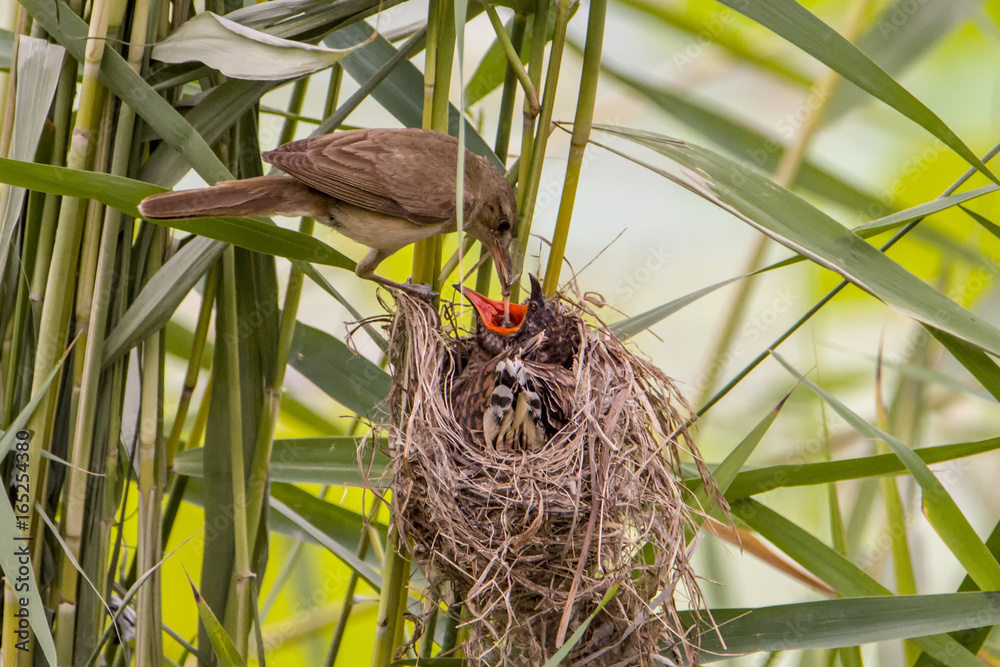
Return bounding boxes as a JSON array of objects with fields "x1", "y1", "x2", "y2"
[{"x1": 462, "y1": 287, "x2": 528, "y2": 335}]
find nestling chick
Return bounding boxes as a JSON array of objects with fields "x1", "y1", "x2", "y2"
[{"x1": 451, "y1": 275, "x2": 578, "y2": 449}]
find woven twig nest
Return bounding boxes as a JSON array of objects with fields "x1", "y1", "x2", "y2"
[{"x1": 379, "y1": 288, "x2": 721, "y2": 666}]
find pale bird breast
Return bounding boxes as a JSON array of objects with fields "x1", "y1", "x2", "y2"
[{"x1": 327, "y1": 203, "x2": 454, "y2": 251}]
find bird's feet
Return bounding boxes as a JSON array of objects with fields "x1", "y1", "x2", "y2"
[
  {"x1": 401, "y1": 280, "x2": 439, "y2": 301},
  {"x1": 370, "y1": 274, "x2": 439, "y2": 301}
]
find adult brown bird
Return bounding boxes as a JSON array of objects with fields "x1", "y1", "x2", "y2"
[
  {"x1": 450, "y1": 275, "x2": 578, "y2": 449},
  {"x1": 138, "y1": 128, "x2": 519, "y2": 296}
]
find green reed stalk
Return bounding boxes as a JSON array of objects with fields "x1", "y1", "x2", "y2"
[
  {"x1": 218, "y1": 246, "x2": 252, "y2": 659},
  {"x1": 370, "y1": 528, "x2": 408, "y2": 667},
  {"x1": 325, "y1": 498, "x2": 382, "y2": 666},
  {"x1": 494, "y1": 13, "x2": 527, "y2": 165},
  {"x1": 165, "y1": 269, "x2": 216, "y2": 467},
  {"x1": 18, "y1": 0, "x2": 111, "y2": 661},
  {"x1": 135, "y1": 225, "x2": 166, "y2": 667},
  {"x1": 476, "y1": 12, "x2": 528, "y2": 294},
  {"x1": 510, "y1": 0, "x2": 570, "y2": 301},
  {"x1": 517, "y1": 0, "x2": 549, "y2": 208},
  {"x1": 24, "y1": 0, "x2": 111, "y2": 523},
  {"x1": 55, "y1": 85, "x2": 115, "y2": 665},
  {"x1": 542, "y1": 0, "x2": 605, "y2": 295},
  {"x1": 485, "y1": 6, "x2": 539, "y2": 115}
]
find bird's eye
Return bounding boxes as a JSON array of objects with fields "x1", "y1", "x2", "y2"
[
  {"x1": 530, "y1": 301, "x2": 539, "y2": 311},
  {"x1": 497, "y1": 220, "x2": 511, "y2": 233}
]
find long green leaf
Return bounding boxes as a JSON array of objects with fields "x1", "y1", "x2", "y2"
[
  {"x1": 187, "y1": 574, "x2": 246, "y2": 667},
  {"x1": 270, "y1": 497, "x2": 382, "y2": 591},
  {"x1": 172, "y1": 436, "x2": 389, "y2": 486},
  {"x1": 853, "y1": 185, "x2": 999, "y2": 237},
  {"x1": 600, "y1": 127, "x2": 1000, "y2": 358},
  {"x1": 772, "y1": 351, "x2": 1000, "y2": 591},
  {"x1": 709, "y1": 407, "x2": 783, "y2": 497},
  {"x1": 732, "y1": 499, "x2": 983, "y2": 665},
  {"x1": 288, "y1": 322, "x2": 392, "y2": 419},
  {"x1": 598, "y1": 61, "x2": 882, "y2": 213},
  {"x1": 690, "y1": 592, "x2": 1000, "y2": 661},
  {"x1": 716, "y1": 0, "x2": 997, "y2": 184},
  {"x1": 719, "y1": 436, "x2": 1000, "y2": 500},
  {"x1": 929, "y1": 328, "x2": 1000, "y2": 403},
  {"x1": 103, "y1": 237, "x2": 223, "y2": 365},
  {"x1": 607, "y1": 171, "x2": 999, "y2": 340},
  {"x1": 960, "y1": 204, "x2": 1000, "y2": 242},
  {"x1": 688, "y1": 391, "x2": 790, "y2": 531},
  {"x1": 824, "y1": 0, "x2": 971, "y2": 123},
  {"x1": 0, "y1": 156, "x2": 160, "y2": 213},
  {"x1": 612, "y1": 274, "x2": 744, "y2": 339}
]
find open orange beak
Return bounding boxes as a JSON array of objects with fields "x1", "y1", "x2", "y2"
[{"x1": 462, "y1": 286, "x2": 528, "y2": 335}]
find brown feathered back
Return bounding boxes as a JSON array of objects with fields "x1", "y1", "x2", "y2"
[{"x1": 262, "y1": 128, "x2": 510, "y2": 226}]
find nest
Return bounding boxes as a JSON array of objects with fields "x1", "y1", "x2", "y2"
[{"x1": 377, "y1": 289, "x2": 723, "y2": 666}]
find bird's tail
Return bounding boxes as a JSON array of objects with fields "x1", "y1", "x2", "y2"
[{"x1": 138, "y1": 175, "x2": 328, "y2": 220}]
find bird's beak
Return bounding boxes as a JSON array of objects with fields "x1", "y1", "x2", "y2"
[
  {"x1": 490, "y1": 236, "x2": 518, "y2": 297},
  {"x1": 461, "y1": 286, "x2": 528, "y2": 335}
]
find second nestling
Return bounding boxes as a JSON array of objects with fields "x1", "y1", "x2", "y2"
[{"x1": 450, "y1": 275, "x2": 580, "y2": 451}]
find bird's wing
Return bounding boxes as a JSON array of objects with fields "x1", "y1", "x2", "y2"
[
  {"x1": 450, "y1": 354, "x2": 496, "y2": 437},
  {"x1": 523, "y1": 361, "x2": 575, "y2": 431},
  {"x1": 263, "y1": 128, "x2": 463, "y2": 225}
]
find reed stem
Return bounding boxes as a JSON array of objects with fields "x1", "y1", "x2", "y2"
[{"x1": 542, "y1": 0, "x2": 605, "y2": 295}]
